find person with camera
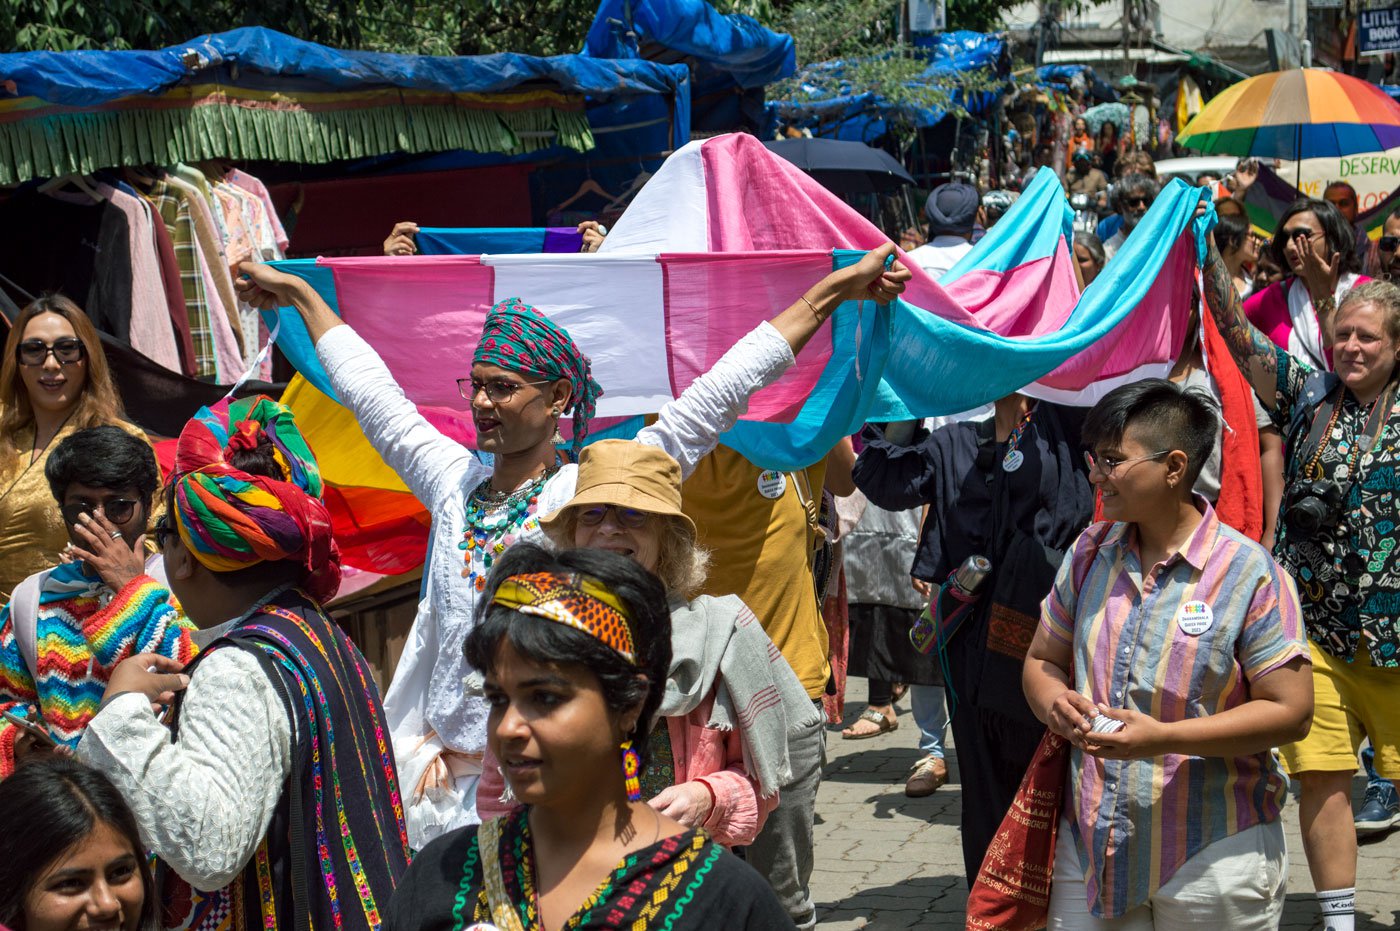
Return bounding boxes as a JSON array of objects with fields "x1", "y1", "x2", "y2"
[{"x1": 1202, "y1": 227, "x2": 1400, "y2": 931}]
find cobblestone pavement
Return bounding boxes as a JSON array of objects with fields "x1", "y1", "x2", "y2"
[{"x1": 811, "y1": 679, "x2": 1400, "y2": 929}]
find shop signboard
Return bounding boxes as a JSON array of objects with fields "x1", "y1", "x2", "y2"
[{"x1": 1359, "y1": 6, "x2": 1400, "y2": 54}]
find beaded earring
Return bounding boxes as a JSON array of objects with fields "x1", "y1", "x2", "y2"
[{"x1": 620, "y1": 739, "x2": 642, "y2": 802}]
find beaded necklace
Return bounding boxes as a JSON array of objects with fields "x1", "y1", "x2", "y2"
[{"x1": 460, "y1": 468, "x2": 553, "y2": 592}]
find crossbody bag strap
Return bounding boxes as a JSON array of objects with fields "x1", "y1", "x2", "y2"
[{"x1": 11, "y1": 569, "x2": 53, "y2": 679}]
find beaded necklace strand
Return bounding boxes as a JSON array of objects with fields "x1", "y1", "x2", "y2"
[{"x1": 460, "y1": 467, "x2": 555, "y2": 592}]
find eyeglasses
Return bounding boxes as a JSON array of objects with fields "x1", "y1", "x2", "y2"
[
  {"x1": 1281, "y1": 227, "x2": 1324, "y2": 242},
  {"x1": 151, "y1": 516, "x2": 176, "y2": 550},
  {"x1": 1381, "y1": 236, "x2": 1400, "y2": 252},
  {"x1": 16, "y1": 338, "x2": 84, "y2": 367},
  {"x1": 577, "y1": 504, "x2": 651, "y2": 529},
  {"x1": 457, "y1": 377, "x2": 552, "y2": 403},
  {"x1": 1123, "y1": 196, "x2": 1153, "y2": 208},
  {"x1": 1083, "y1": 449, "x2": 1171, "y2": 476},
  {"x1": 59, "y1": 498, "x2": 139, "y2": 526}
]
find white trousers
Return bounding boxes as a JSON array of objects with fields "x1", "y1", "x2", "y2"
[{"x1": 1047, "y1": 817, "x2": 1288, "y2": 930}]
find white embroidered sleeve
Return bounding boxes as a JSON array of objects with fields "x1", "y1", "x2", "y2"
[
  {"x1": 635, "y1": 321, "x2": 795, "y2": 479},
  {"x1": 76, "y1": 648, "x2": 293, "y2": 892}
]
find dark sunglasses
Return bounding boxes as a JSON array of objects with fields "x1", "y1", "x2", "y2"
[
  {"x1": 17, "y1": 338, "x2": 84, "y2": 367},
  {"x1": 1282, "y1": 227, "x2": 1323, "y2": 242},
  {"x1": 577, "y1": 504, "x2": 650, "y2": 529},
  {"x1": 60, "y1": 498, "x2": 139, "y2": 526},
  {"x1": 1123, "y1": 196, "x2": 1153, "y2": 208},
  {"x1": 151, "y1": 516, "x2": 176, "y2": 550},
  {"x1": 1381, "y1": 236, "x2": 1400, "y2": 252}
]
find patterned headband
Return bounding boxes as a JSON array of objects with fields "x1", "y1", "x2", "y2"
[{"x1": 490, "y1": 571, "x2": 636, "y2": 663}]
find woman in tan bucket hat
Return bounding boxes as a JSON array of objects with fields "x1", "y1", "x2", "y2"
[{"x1": 470, "y1": 438, "x2": 824, "y2": 846}]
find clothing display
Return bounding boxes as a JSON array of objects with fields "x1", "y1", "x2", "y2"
[
  {"x1": 0, "y1": 563, "x2": 195, "y2": 777},
  {"x1": 0, "y1": 165, "x2": 287, "y2": 385},
  {"x1": 78, "y1": 589, "x2": 409, "y2": 931},
  {"x1": 316, "y1": 319, "x2": 794, "y2": 848},
  {"x1": 385, "y1": 809, "x2": 791, "y2": 930}
]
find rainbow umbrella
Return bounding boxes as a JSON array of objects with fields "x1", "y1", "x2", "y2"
[{"x1": 1177, "y1": 69, "x2": 1400, "y2": 182}]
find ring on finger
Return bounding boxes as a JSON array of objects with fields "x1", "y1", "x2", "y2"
[{"x1": 109, "y1": 530, "x2": 124, "y2": 540}]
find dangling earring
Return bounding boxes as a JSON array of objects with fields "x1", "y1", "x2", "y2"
[
  {"x1": 551, "y1": 408, "x2": 566, "y2": 446},
  {"x1": 497, "y1": 764, "x2": 516, "y2": 805},
  {"x1": 620, "y1": 739, "x2": 642, "y2": 802}
]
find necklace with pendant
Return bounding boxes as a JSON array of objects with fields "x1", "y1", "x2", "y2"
[{"x1": 460, "y1": 469, "x2": 552, "y2": 592}]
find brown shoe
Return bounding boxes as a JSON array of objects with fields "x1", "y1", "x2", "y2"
[{"x1": 905, "y1": 754, "x2": 948, "y2": 797}]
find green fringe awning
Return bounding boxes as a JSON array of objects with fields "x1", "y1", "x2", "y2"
[{"x1": 0, "y1": 98, "x2": 594, "y2": 184}]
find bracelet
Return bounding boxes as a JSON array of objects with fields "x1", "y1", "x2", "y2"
[
  {"x1": 695, "y1": 777, "x2": 717, "y2": 814},
  {"x1": 799, "y1": 295, "x2": 823, "y2": 323}
]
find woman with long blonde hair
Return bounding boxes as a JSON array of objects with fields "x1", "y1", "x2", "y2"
[{"x1": 0, "y1": 294, "x2": 130, "y2": 599}]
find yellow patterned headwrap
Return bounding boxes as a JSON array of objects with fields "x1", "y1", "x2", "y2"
[{"x1": 490, "y1": 571, "x2": 636, "y2": 663}]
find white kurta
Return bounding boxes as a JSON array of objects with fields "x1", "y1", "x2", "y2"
[{"x1": 316, "y1": 320, "x2": 795, "y2": 847}]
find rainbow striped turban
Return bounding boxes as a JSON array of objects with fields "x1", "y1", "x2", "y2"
[
  {"x1": 171, "y1": 395, "x2": 341, "y2": 602},
  {"x1": 473, "y1": 297, "x2": 603, "y2": 456}
]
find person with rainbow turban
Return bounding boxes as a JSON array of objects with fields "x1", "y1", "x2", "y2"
[
  {"x1": 236, "y1": 247, "x2": 911, "y2": 848},
  {"x1": 76, "y1": 395, "x2": 409, "y2": 931}
]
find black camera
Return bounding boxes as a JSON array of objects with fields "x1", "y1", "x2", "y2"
[{"x1": 1283, "y1": 479, "x2": 1346, "y2": 539}]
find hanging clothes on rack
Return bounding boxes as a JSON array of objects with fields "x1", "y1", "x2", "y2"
[
  {"x1": 93, "y1": 180, "x2": 181, "y2": 372},
  {"x1": 0, "y1": 186, "x2": 134, "y2": 341}
]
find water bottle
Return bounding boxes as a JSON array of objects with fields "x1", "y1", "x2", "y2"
[{"x1": 910, "y1": 555, "x2": 992, "y2": 654}]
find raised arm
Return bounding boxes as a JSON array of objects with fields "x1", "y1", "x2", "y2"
[
  {"x1": 1201, "y1": 236, "x2": 1284, "y2": 410},
  {"x1": 637, "y1": 245, "x2": 909, "y2": 478}
]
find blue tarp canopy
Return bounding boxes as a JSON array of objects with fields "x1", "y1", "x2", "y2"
[
  {"x1": 584, "y1": 0, "x2": 794, "y2": 90},
  {"x1": 584, "y1": 0, "x2": 793, "y2": 133},
  {"x1": 766, "y1": 30, "x2": 1010, "y2": 142},
  {"x1": 0, "y1": 27, "x2": 691, "y2": 183},
  {"x1": 1, "y1": 26, "x2": 690, "y2": 106}
]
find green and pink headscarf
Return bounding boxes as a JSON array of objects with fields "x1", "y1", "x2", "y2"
[{"x1": 473, "y1": 297, "x2": 603, "y2": 456}]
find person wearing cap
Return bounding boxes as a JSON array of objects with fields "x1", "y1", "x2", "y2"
[
  {"x1": 906, "y1": 182, "x2": 982, "y2": 279},
  {"x1": 236, "y1": 247, "x2": 910, "y2": 849},
  {"x1": 1064, "y1": 148, "x2": 1109, "y2": 207},
  {"x1": 473, "y1": 438, "x2": 821, "y2": 848}
]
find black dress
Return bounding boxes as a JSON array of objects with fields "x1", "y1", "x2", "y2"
[
  {"x1": 852, "y1": 406, "x2": 1094, "y2": 882},
  {"x1": 385, "y1": 809, "x2": 794, "y2": 930}
]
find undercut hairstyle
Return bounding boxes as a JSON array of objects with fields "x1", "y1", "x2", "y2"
[
  {"x1": 1339, "y1": 279, "x2": 1400, "y2": 342},
  {"x1": 0, "y1": 757, "x2": 160, "y2": 931},
  {"x1": 1082, "y1": 378, "x2": 1220, "y2": 487},
  {"x1": 1270, "y1": 198, "x2": 1358, "y2": 274},
  {"x1": 45, "y1": 425, "x2": 159, "y2": 507},
  {"x1": 1214, "y1": 212, "x2": 1251, "y2": 257},
  {"x1": 466, "y1": 544, "x2": 673, "y2": 770}
]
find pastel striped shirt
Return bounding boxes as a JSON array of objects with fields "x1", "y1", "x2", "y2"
[{"x1": 1040, "y1": 500, "x2": 1307, "y2": 917}]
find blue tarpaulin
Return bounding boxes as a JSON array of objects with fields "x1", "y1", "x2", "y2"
[
  {"x1": 0, "y1": 26, "x2": 691, "y2": 107},
  {"x1": 584, "y1": 0, "x2": 795, "y2": 90},
  {"x1": 766, "y1": 31, "x2": 1010, "y2": 142}
]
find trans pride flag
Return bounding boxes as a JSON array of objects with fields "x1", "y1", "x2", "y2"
[{"x1": 268, "y1": 132, "x2": 1212, "y2": 573}]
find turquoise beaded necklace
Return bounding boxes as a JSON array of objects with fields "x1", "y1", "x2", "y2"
[{"x1": 459, "y1": 469, "x2": 553, "y2": 593}]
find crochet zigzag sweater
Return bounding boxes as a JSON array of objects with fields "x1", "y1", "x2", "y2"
[{"x1": 0, "y1": 565, "x2": 195, "y2": 777}]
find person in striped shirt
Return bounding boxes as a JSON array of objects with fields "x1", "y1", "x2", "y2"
[{"x1": 1024, "y1": 379, "x2": 1314, "y2": 928}]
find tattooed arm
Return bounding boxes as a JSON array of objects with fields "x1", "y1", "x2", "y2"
[{"x1": 1201, "y1": 235, "x2": 1283, "y2": 411}]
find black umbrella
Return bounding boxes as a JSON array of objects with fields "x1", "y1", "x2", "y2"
[{"x1": 762, "y1": 138, "x2": 915, "y2": 194}]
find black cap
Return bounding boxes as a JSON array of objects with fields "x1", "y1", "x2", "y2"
[{"x1": 924, "y1": 182, "x2": 979, "y2": 235}]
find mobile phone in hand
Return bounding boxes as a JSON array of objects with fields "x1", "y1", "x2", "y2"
[{"x1": 1, "y1": 709, "x2": 57, "y2": 747}]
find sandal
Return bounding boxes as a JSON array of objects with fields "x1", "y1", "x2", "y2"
[
  {"x1": 842, "y1": 706, "x2": 898, "y2": 740},
  {"x1": 890, "y1": 682, "x2": 909, "y2": 704}
]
